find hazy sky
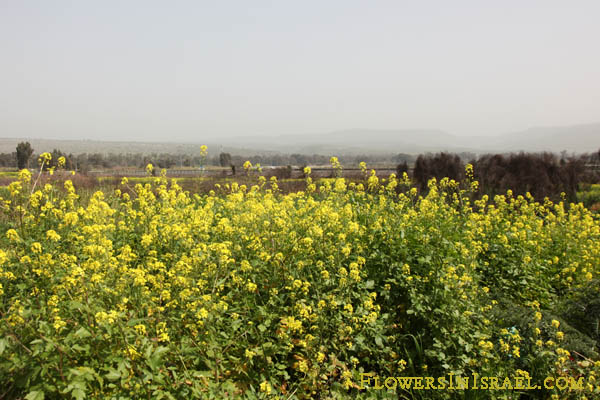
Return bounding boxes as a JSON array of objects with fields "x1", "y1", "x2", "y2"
[{"x1": 1, "y1": 0, "x2": 599, "y2": 142}]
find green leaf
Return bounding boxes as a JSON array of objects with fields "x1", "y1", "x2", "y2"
[
  {"x1": 25, "y1": 391, "x2": 45, "y2": 400},
  {"x1": 74, "y1": 327, "x2": 92, "y2": 339},
  {"x1": 147, "y1": 346, "x2": 170, "y2": 370},
  {"x1": 105, "y1": 369, "x2": 121, "y2": 381},
  {"x1": 153, "y1": 346, "x2": 170, "y2": 358},
  {"x1": 71, "y1": 388, "x2": 86, "y2": 400},
  {"x1": 71, "y1": 344, "x2": 89, "y2": 353},
  {"x1": 68, "y1": 300, "x2": 84, "y2": 311}
]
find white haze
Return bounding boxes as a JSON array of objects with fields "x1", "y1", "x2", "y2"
[{"x1": 0, "y1": 0, "x2": 599, "y2": 144}]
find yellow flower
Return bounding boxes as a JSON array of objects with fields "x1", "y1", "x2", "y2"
[
  {"x1": 465, "y1": 163, "x2": 474, "y2": 176},
  {"x1": 197, "y1": 308, "x2": 209, "y2": 319},
  {"x1": 341, "y1": 370, "x2": 353, "y2": 389},
  {"x1": 18, "y1": 169, "x2": 32, "y2": 183},
  {"x1": 46, "y1": 230, "x2": 61, "y2": 242},
  {"x1": 31, "y1": 242, "x2": 43, "y2": 254},
  {"x1": 141, "y1": 234, "x2": 152, "y2": 247},
  {"x1": 316, "y1": 352, "x2": 325, "y2": 363},
  {"x1": 402, "y1": 264, "x2": 411, "y2": 275},
  {"x1": 38, "y1": 152, "x2": 52, "y2": 164},
  {"x1": 156, "y1": 322, "x2": 170, "y2": 343},
  {"x1": 53, "y1": 316, "x2": 66, "y2": 331},
  {"x1": 134, "y1": 324, "x2": 147, "y2": 335},
  {"x1": 512, "y1": 346, "x2": 520, "y2": 358},
  {"x1": 398, "y1": 359, "x2": 407, "y2": 371},
  {"x1": 6, "y1": 229, "x2": 20, "y2": 241},
  {"x1": 297, "y1": 360, "x2": 308, "y2": 373},
  {"x1": 259, "y1": 381, "x2": 271, "y2": 394},
  {"x1": 478, "y1": 340, "x2": 493, "y2": 351},
  {"x1": 586, "y1": 272, "x2": 593, "y2": 280},
  {"x1": 246, "y1": 281, "x2": 257, "y2": 292}
]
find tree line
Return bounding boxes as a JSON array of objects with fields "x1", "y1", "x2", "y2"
[
  {"x1": 410, "y1": 150, "x2": 600, "y2": 202},
  {"x1": 6, "y1": 141, "x2": 437, "y2": 171},
  {"x1": 7, "y1": 141, "x2": 600, "y2": 202}
]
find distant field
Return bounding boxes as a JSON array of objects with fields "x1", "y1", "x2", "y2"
[
  {"x1": 4, "y1": 168, "x2": 600, "y2": 214},
  {"x1": 577, "y1": 184, "x2": 600, "y2": 211}
]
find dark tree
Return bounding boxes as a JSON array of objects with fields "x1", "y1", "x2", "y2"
[
  {"x1": 472, "y1": 152, "x2": 586, "y2": 202},
  {"x1": 16, "y1": 142, "x2": 34, "y2": 169},
  {"x1": 47, "y1": 149, "x2": 74, "y2": 170},
  {"x1": 413, "y1": 152, "x2": 464, "y2": 191},
  {"x1": 396, "y1": 161, "x2": 409, "y2": 177},
  {"x1": 219, "y1": 152, "x2": 232, "y2": 168}
]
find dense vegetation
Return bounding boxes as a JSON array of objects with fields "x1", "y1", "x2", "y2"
[
  {"x1": 0, "y1": 157, "x2": 599, "y2": 399},
  {"x1": 578, "y1": 184, "x2": 600, "y2": 212},
  {"x1": 412, "y1": 151, "x2": 599, "y2": 203}
]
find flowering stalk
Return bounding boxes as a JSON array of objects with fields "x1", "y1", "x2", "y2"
[{"x1": 30, "y1": 152, "x2": 52, "y2": 195}]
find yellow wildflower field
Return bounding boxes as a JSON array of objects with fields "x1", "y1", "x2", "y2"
[{"x1": 0, "y1": 164, "x2": 599, "y2": 399}]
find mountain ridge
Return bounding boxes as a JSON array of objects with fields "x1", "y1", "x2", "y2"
[{"x1": 0, "y1": 122, "x2": 598, "y2": 155}]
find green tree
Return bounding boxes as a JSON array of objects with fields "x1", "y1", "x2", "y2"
[{"x1": 16, "y1": 141, "x2": 34, "y2": 169}]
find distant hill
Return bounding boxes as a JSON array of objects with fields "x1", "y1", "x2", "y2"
[
  {"x1": 488, "y1": 123, "x2": 600, "y2": 154},
  {"x1": 216, "y1": 129, "x2": 474, "y2": 155},
  {"x1": 216, "y1": 124, "x2": 600, "y2": 155},
  {"x1": 1, "y1": 122, "x2": 598, "y2": 156}
]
